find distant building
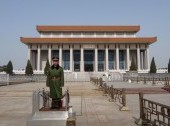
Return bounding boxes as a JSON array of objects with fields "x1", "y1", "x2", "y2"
[{"x1": 20, "y1": 25, "x2": 156, "y2": 73}]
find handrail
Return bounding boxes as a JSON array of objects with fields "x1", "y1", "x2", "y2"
[
  {"x1": 124, "y1": 76, "x2": 170, "y2": 86},
  {"x1": 90, "y1": 77, "x2": 128, "y2": 111},
  {"x1": 138, "y1": 92, "x2": 170, "y2": 126},
  {"x1": 32, "y1": 88, "x2": 70, "y2": 112}
]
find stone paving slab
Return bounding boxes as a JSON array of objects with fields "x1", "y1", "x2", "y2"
[{"x1": 0, "y1": 81, "x2": 170, "y2": 126}]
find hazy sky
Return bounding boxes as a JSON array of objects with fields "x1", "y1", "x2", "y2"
[{"x1": 0, "y1": 0, "x2": 170, "y2": 69}]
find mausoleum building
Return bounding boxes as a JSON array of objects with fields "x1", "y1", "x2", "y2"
[{"x1": 20, "y1": 25, "x2": 157, "y2": 73}]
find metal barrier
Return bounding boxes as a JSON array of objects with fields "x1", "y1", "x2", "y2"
[
  {"x1": 0, "y1": 74, "x2": 35, "y2": 86},
  {"x1": 90, "y1": 77, "x2": 103, "y2": 87},
  {"x1": 137, "y1": 93, "x2": 170, "y2": 126},
  {"x1": 0, "y1": 74, "x2": 9, "y2": 86},
  {"x1": 124, "y1": 76, "x2": 170, "y2": 86},
  {"x1": 108, "y1": 86, "x2": 128, "y2": 111},
  {"x1": 90, "y1": 77, "x2": 128, "y2": 111},
  {"x1": 32, "y1": 89, "x2": 70, "y2": 114}
]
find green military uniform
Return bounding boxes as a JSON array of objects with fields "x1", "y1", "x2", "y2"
[{"x1": 46, "y1": 66, "x2": 64, "y2": 99}]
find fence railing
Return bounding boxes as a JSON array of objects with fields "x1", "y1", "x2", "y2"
[
  {"x1": 124, "y1": 76, "x2": 170, "y2": 86},
  {"x1": 0, "y1": 74, "x2": 9, "y2": 85},
  {"x1": 90, "y1": 77, "x2": 128, "y2": 111},
  {"x1": 137, "y1": 93, "x2": 170, "y2": 126},
  {"x1": 32, "y1": 89, "x2": 70, "y2": 114},
  {"x1": 0, "y1": 74, "x2": 46, "y2": 86}
]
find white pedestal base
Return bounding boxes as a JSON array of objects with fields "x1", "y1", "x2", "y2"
[{"x1": 27, "y1": 111, "x2": 68, "y2": 126}]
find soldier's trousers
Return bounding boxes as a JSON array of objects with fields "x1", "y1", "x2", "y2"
[{"x1": 51, "y1": 98, "x2": 62, "y2": 109}]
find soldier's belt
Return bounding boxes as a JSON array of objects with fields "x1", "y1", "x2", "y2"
[{"x1": 51, "y1": 77, "x2": 61, "y2": 80}]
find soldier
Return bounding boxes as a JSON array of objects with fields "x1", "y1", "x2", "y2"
[{"x1": 46, "y1": 56, "x2": 64, "y2": 109}]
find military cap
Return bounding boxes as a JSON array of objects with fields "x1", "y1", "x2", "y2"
[{"x1": 52, "y1": 56, "x2": 59, "y2": 61}]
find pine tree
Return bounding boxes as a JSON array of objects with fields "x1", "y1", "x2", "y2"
[
  {"x1": 6, "y1": 61, "x2": 13, "y2": 75},
  {"x1": 25, "y1": 60, "x2": 33, "y2": 75},
  {"x1": 130, "y1": 57, "x2": 137, "y2": 71},
  {"x1": 44, "y1": 59, "x2": 50, "y2": 75},
  {"x1": 0, "y1": 66, "x2": 2, "y2": 72},
  {"x1": 168, "y1": 59, "x2": 170, "y2": 73},
  {"x1": 150, "y1": 57, "x2": 157, "y2": 73}
]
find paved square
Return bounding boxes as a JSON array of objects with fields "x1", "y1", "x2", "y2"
[{"x1": 0, "y1": 81, "x2": 169, "y2": 126}]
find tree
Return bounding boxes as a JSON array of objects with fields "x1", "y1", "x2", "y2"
[
  {"x1": 168, "y1": 59, "x2": 170, "y2": 73},
  {"x1": 44, "y1": 59, "x2": 50, "y2": 75},
  {"x1": 6, "y1": 61, "x2": 13, "y2": 75},
  {"x1": 150, "y1": 57, "x2": 157, "y2": 73},
  {"x1": 130, "y1": 57, "x2": 137, "y2": 71},
  {"x1": 25, "y1": 60, "x2": 33, "y2": 75}
]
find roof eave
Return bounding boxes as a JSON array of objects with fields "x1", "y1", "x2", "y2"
[
  {"x1": 20, "y1": 37, "x2": 157, "y2": 44},
  {"x1": 36, "y1": 25, "x2": 140, "y2": 33}
]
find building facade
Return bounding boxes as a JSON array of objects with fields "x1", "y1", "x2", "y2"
[{"x1": 20, "y1": 25, "x2": 157, "y2": 73}]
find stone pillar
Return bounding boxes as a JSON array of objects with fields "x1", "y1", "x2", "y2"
[
  {"x1": 105, "y1": 45, "x2": 109, "y2": 71},
  {"x1": 95, "y1": 45, "x2": 98, "y2": 72},
  {"x1": 126, "y1": 45, "x2": 130, "y2": 71},
  {"x1": 137, "y1": 45, "x2": 141, "y2": 71},
  {"x1": 141, "y1": 51, "x2": 143, "y2": 70},
  {"x1": 143, "y1": 50, "x2": 146, "y2": 69},
  {"x1": 116, "y1": 44, "x2": 119, "y2": 70},
  {"x1": 31, "y1": 51, "x2": 35, "y2": 70},
  {"x1": 59, "y1": 45, "x2": 62, "y2": 66},
  {"x1": 146, "y1": 46, "x2": 150, "y2": 70},
  {"x1": 37, "y1": 45, "x2": 41, "y2": 71},
  {"x1": 48, "y1": 45, "x2": 52, "y2": 65},
  {"x1": 70, "y1": 45, "x2": 73, "y2": 72},
  {"x1": 28, "y1": 45, "x2": 31, "y2": 61},
  {"x1": 80, "y1": 46, "x2": 84, "y2": 72}
]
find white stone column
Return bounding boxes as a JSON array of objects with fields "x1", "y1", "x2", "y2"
[
  {"x1": 141, "y1": 51, "x2": 144, "y2": 70},
  {"x1": 48, "y1": 45, "x2": 52, "y2": 65},
  {"x1": 28, "y1": 45, "x2": 31, "y2": 61},
  {"x1": 143, "y1": 50, "x2": 146, "y2": 69},
  {"x1": 126, "y1": 45, "x2": 130, "y2": 71},
  {"x1": 116, "y1": 44, "x2": 119, "y2": 70},
  {"x1": 105, "y1": 45, "x2": 109, "y2": 71},
  {"x1": 70, "y1": 45, "x2": 73, "y2": 72},
  {"x1": 59, "y1": 45, "x2": 62, "y2": 66},
  {"x1": 95, "y1": 45, "x2": 98, "y2": 72},
  {"x1": 32, "y1": 51, "x2": 35, "y2": 70},
  {"x1": 37, "y1": 45, "x2": 41, "y2": 71},
  {"x1": 137, "y1": 45, "x2": 141, "y2": 71},
  {"x1": 146, "y1": 46, "x2": 150, "y2": 70},
  {"x1": 80, "y1": 46, "x2": 84, "y2": 72},
  {"x1": 143, "y1": 51, "x2": 145, "y2": 69}
]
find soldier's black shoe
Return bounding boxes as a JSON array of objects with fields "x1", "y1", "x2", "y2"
[{"x1": 50, "y1": 106, "x2": 56, "y2": 109}]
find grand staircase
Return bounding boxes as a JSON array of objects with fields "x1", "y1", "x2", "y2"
[
  {"x1": 64, "y1": 72, "x2": 91, "y2": 82},
  {"x1": 109, "y1": 72, "x2": 123, "y2": 81},
  {"x1": 64, "y1": 72, "x2": 124, "y2": 82}
]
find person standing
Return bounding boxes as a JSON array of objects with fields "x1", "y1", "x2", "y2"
[{"x1": 46, "y1": 56, "x2": 64, "y2": 109}]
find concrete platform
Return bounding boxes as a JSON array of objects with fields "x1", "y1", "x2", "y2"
[{"x1": 27, "y1": 111, "x2": 68, "y2": 126}]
